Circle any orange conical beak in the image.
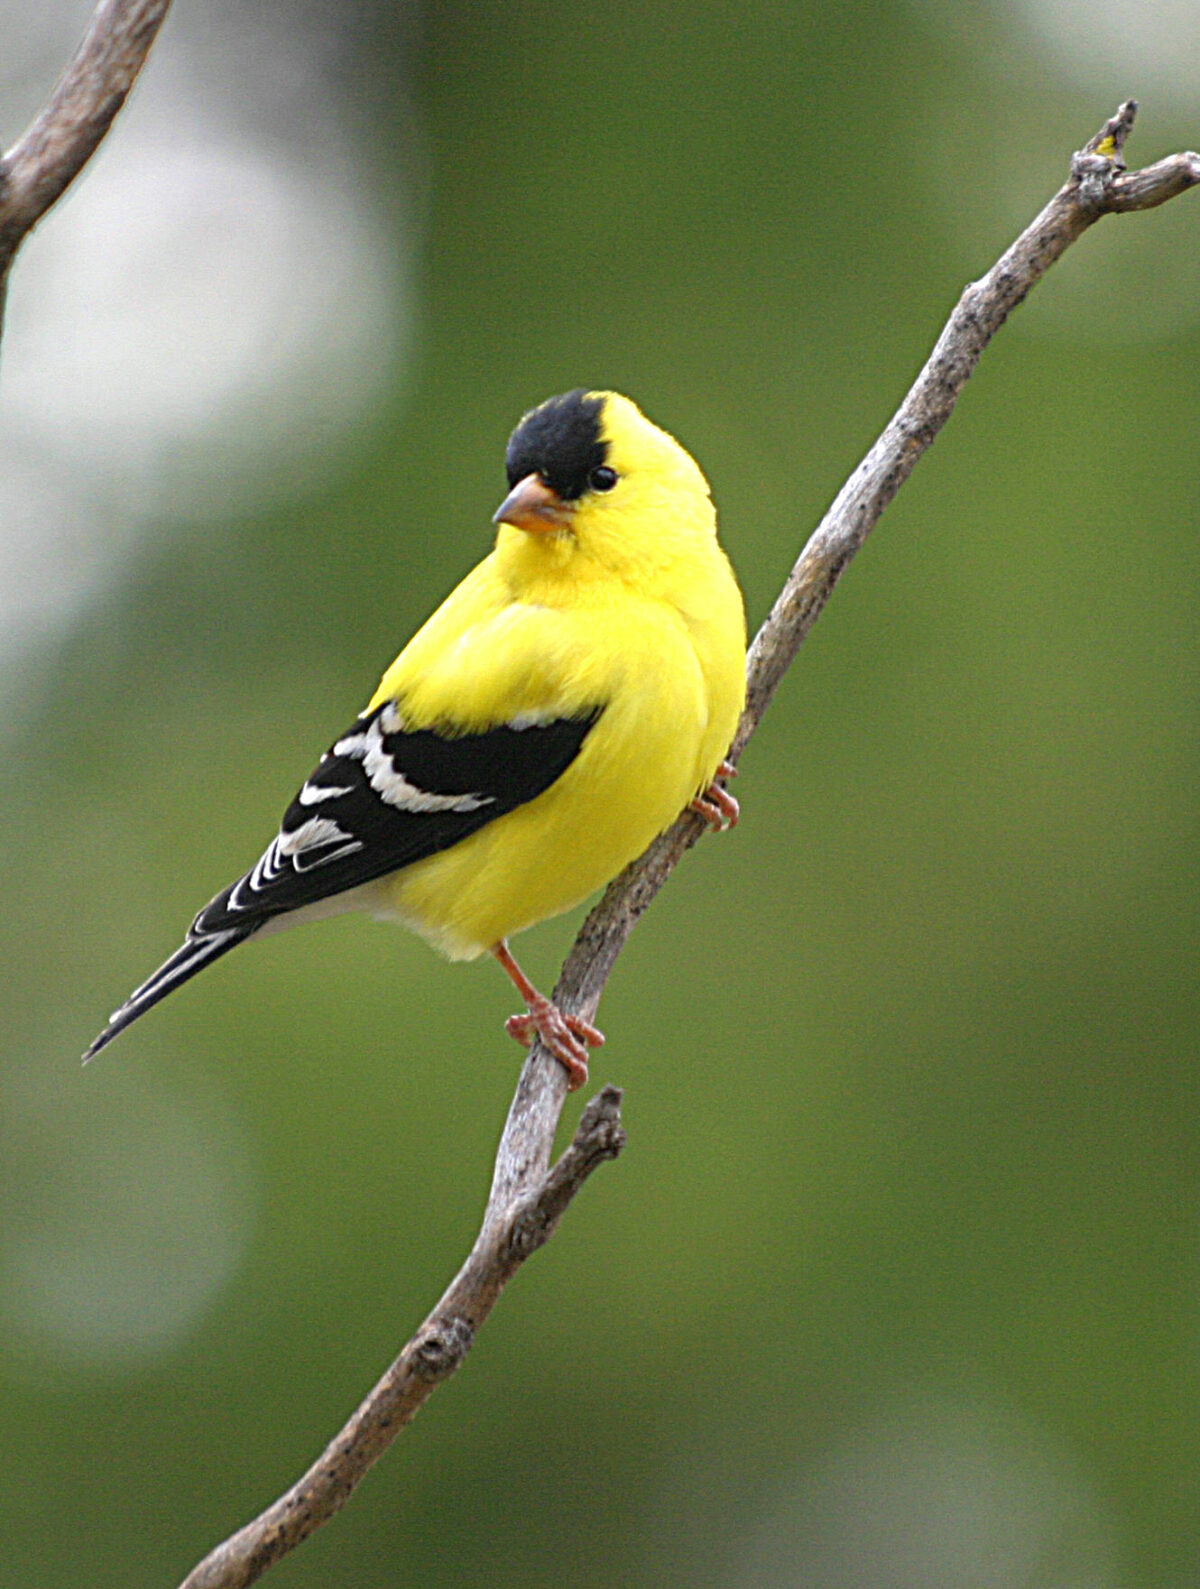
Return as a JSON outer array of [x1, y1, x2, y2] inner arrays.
[[492, 473, 574, 533]]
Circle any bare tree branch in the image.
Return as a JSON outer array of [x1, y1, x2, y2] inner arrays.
[[178, 1088, 626, 1589], [179, 102, 1199, 1588], [549, 100, 1200, 1029], [0, 0, 172, 339]]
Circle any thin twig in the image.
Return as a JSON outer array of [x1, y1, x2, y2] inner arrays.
[[178, 1088, 625, 1589], [552, 100, 1200, 1026], [179, 102, 1199, 1587], [0, 0, 172, 340]]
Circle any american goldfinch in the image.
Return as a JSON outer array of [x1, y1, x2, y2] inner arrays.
[[85, 391, 746, 1088]]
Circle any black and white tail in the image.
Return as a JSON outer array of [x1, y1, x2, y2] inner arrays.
[[82, 698, 602, 1062], [82, 925, 255, 1062]]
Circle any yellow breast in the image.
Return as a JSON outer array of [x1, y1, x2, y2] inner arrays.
[[360, 394, 747, 959]]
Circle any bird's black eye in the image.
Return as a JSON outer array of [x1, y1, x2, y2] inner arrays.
[[589, 465, 619, 492]]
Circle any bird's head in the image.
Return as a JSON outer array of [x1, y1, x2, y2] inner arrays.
[[492, 390, 716, 587]]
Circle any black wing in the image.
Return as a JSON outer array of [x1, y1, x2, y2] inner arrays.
[[194, 699, 603, 933], [82, 701, 601, 1061]]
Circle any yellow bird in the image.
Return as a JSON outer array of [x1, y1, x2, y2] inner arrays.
[[84, 391, 746, 1087]]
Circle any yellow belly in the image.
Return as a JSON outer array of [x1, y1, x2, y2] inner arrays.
[[349, 530, 746, 960], [373, 638, 715, 959]]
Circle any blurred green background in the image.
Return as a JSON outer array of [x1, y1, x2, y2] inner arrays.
[[2, 1, 1199, 1585]]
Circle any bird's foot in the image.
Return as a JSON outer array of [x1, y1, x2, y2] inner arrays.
[[690, 762, 740, 831], [505, 997, 605, 1091], [492, 939, 605, 1090]]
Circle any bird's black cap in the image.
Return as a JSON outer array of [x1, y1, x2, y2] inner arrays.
[[505, 390, 608, 501]]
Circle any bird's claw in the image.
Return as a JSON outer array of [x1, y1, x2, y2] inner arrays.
[[505, 997, 605, 1090], [690, 770, 740, 831]]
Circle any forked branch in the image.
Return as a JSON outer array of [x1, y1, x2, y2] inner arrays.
[[552, 100, 1200, 1023], [178, 1087, 626, 1589], [176, 101, 1200, 1588]]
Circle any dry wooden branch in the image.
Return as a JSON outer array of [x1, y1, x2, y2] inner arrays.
[[0, 0, 172, 336], [551, 99, 1200, 1029], [176, 102, 1198, 1587], [178, 1087, 626, 1589]]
